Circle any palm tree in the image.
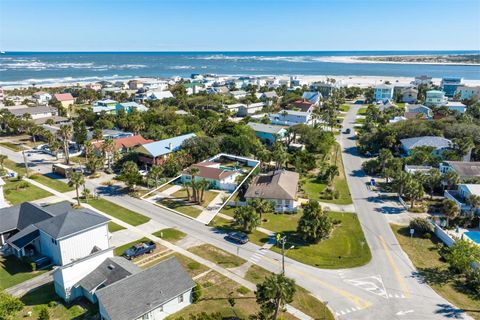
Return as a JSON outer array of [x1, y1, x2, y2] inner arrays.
[[197, 179, 209, 204], [442, 170, 459, 190], [186, 167, 200, 203], [102, 139, 115, 173], [148, 166, 164, 188], [234, 206, 260, 233], [325, 165, 339, 186], [442, 199, 460, 227], [58, 125, 73, 165], [68, 171, 85, 206], [84, 140, 94, 164], [404, 180, 424, 209], [256, 273, 296, 320], [393, 171, 411, 197], [272, 143, 288, 169], [249, 198, 274, 220], [425, 168, 441, 199], [182, 181, 192, 200]]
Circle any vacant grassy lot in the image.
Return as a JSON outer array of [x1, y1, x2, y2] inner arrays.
[[301, 143, 352, 205], [158, 198, 203, 218], [152, 228, 187, 243], [268, 212, 371, 268], [358, 107, 368, 115], [245, 264, 335, 320], [4, 178, 52, 205], [85, 198, 150, 226], [108, 222, 126, 233], [0, 256, 47, 289], [140, 253, 209, 278], [188, 244, 246, 268], [209, 216, 271, 246], [339, 104, 350, 112], [172, 188, 219, 205], [29, 173, 74, 193], [391, 225, 480, 320], [16, 283, 97, 319]]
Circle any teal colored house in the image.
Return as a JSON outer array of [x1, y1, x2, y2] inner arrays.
[[247, 122, 287, 145]]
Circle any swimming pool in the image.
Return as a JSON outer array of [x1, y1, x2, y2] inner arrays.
[[464, 231, 480, 245]]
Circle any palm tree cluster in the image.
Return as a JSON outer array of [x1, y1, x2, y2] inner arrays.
[[182, 167, 210, 204], [233, 199, 275, 233]]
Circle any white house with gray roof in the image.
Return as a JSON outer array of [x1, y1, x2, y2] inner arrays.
[[270, 110, 313, 126], [96, 257, 195, 320], [400, 136, 452, 155]]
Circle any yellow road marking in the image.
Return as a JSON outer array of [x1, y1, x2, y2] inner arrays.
[[379, 236, 410, 298]]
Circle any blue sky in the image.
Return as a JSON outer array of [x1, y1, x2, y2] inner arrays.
[[1, 0, 479, 51]]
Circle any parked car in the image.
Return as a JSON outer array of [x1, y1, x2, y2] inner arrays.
[[226, 232, 249, 244], [123, 241, 156, 260]]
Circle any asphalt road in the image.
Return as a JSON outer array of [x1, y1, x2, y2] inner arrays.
[[0, 110, 471, 319]]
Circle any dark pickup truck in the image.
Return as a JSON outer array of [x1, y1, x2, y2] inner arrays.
[[123, 241, 156, 260]]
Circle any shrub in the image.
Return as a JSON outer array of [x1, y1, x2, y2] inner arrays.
[[423, 233, 432, 239], [48, 301, 57, 308], [187, 262, 200, 270], [236, 286, 250, 295], [409, 218, 432, 234], [191, 282, 203, 303], [38, 305, 50, 320]]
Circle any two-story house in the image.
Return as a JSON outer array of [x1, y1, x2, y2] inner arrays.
[[374, 84, 394, 101]]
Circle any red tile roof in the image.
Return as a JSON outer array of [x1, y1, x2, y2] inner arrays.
[[292, 99, 313, 112], [54, 93, 74, 101], [93, 135, 154, 151], [184, 162, 238, 180]]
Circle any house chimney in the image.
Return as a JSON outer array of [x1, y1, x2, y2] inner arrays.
[[169, 142, 173, 150]]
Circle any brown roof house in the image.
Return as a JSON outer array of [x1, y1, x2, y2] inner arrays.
[[245, 170, 299, 212], [440, 161, 480, 179], [92, 135, 153, 155], [180, 161, 242, 192]]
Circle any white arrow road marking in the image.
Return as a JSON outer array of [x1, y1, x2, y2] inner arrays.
[[396, 310, 414, 316], [345, 275, 388, 299]]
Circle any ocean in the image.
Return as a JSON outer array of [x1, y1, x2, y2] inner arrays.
[[0, 51, 479, 87]]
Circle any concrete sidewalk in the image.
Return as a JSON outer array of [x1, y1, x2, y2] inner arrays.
[[5, 270, 54, 297]]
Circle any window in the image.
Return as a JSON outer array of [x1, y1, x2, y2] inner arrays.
[[51, 238, 57, 245], [178, 294, 184, 303]]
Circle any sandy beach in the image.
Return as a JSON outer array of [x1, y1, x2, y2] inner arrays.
[[319, 55, 480, 66]]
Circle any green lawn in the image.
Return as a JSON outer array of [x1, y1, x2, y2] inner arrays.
[[16, 283, 97, 319], [113, 237, 151, 256], [152, 228, 187, 243], [3, 158, 27, 173], [158, 199, 203, 218], [0, 256, 47, 289], [29, 173, 74, 193], [171, 188, 219, 206], [269, 212, 371, 269], [245, 264, 335, 320], [358, 107, 368, 115], [108, 222, 126, 233], [3, 178, 52, 205], [209, 216, 271, 247], [355, 117, 366, 124], [84, 198, 150, 226], [339, 105, 350, 112], [301, 177, 327, 200], [391, 225, 480, 320], [188, 244, 246, 268], [141, 253, 209, 277], [0, 141, 25, 151]]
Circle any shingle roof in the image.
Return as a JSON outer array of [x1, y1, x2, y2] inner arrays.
[[8, 106, 55, 117], [93, 135, 154, 152], [0, 202, 60, 233], [96, 257, 195, 320], [247, 122, 287, 135], [7, 225, 40, 249], [400, 136, 452, 151], [184, 162, 238, 180], [35, 208, 109, 240], [245, 170, 299, 200], [76, 257, 141, 292], [444, 161, 480, 177], [54, 93, 74, 101], [136, 133, 196, 158]]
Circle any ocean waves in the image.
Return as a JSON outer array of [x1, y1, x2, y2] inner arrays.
[[0, 58, 146, 71], [0, 74, 133, 87]]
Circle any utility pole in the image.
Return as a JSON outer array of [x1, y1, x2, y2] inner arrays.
[[276, 234, 287, 275], [22, 150, 29, 178]]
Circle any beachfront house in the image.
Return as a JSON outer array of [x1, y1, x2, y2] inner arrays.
[[441, 77, 464, 98], [411, 75, 433, 86], [96, 257, 195, 320], [247, 122, 287, 145], [245, 170, 299, 212], [237, 102, 265, 117], [128, 79, 144, 90], [115, 102, 148, 113], [456, 85, 480, 100], [33, 91, 52, 105], [440, 161, 480, 179], [270, 110, 313, 126], [425, 90, 447, 107], [445, 101, 467, 114], [404, 104, 433, 120], [444, 184, 480, 214], [374, 84, 394, 101], [401, 88, 418, 103], [400, 136, 452, 156], [93, 99, 118, 114], [136, 133, 196, 166], [53, 93, 75, 109]]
